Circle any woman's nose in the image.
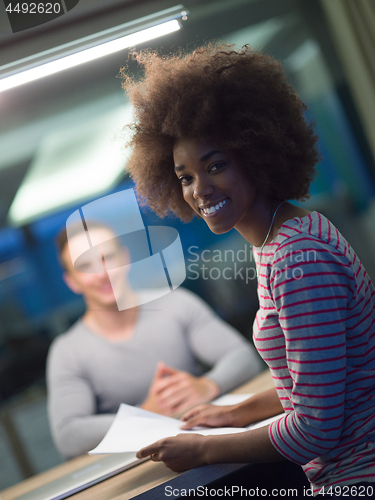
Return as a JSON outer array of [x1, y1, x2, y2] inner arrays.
[[193, 175, 214, 199]]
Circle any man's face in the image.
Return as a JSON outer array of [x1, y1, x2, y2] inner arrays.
[[62, 227, 129, 310]]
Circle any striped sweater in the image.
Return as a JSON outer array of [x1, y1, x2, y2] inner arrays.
[[253, 211, 375, 493]]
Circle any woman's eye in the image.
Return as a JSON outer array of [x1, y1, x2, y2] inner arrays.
[[179, 175, 192, 185], [209, 162, 225, 172]]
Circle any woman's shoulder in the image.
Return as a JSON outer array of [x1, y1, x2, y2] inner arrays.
[[274, 211, 350, 255]]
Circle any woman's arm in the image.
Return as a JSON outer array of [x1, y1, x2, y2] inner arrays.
[[137, 424, 285, 472], [263, 232, 352, 464], [181, 387, 283, 429]]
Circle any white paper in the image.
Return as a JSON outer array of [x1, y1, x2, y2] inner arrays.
[[211, 393, 253, 406], [89, 404, 248, 454], [89, 402, 284, 455], [247, 414, 284, 430]]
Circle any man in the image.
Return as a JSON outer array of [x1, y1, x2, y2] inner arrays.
[[47, 222, 262, 459]]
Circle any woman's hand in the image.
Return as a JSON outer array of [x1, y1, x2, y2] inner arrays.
[[137, 426, 285, 472], [181, 387, 284, 429], [180, 404, 238, 429], [136, 434, 208, 472]]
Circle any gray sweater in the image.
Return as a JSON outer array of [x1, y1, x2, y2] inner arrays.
[[47, 287, 262, 458]]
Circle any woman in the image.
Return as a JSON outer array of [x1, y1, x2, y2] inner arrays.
[[121, 45, 375, 495]]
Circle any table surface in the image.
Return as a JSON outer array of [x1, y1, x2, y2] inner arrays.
[[0, 370, 274, 500]]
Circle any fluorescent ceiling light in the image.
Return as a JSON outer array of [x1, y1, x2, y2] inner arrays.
[[8, 104, 134, 226], [0, 5, 187, 92], [0, 21, 180, 92]]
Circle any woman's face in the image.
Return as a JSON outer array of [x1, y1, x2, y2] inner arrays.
[[173, 138, 261, 235]]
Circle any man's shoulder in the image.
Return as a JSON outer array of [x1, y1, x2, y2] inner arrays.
[[47, 319, 92, 374], [49, 319, 87, 352], [150, 287, 203, 309]]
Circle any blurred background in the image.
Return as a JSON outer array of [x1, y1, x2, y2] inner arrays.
[[0, 0, 374, 489]]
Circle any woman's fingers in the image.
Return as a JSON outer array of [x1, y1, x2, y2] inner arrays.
[[181, 404, 207, 421], [181, 404, 236, 429], [180, 405, 213, 429], [137, 434, 207, 472], [136, 441, 160, 459]]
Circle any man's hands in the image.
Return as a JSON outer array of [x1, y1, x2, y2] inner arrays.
[[141, 362, 220, 417], [136, 433, 208, 472]]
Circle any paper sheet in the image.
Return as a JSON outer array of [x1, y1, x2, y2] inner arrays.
[[89, 400, 283, 454], [211, 393, 253, 406]]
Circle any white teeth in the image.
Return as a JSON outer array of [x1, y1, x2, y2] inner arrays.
[[202, 198, 228, 215]]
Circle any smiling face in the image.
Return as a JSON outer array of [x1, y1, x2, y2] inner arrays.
[[173, 138, 266, 237], [61, 227, 129, 311]]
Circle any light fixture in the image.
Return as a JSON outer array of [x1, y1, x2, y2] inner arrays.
[[8, 103, 134, 226], [0, 5, 188, 92]]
